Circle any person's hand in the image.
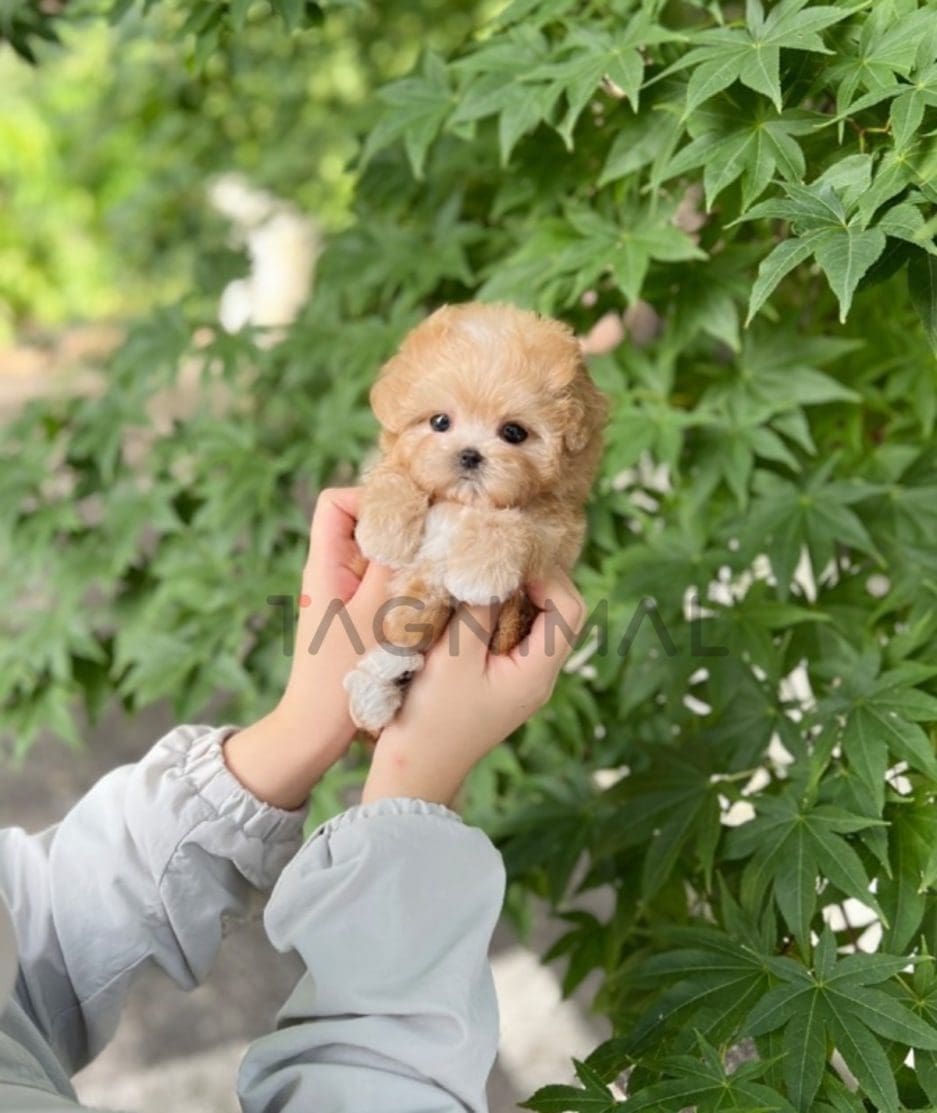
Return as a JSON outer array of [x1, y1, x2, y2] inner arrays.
[[225, 488, 392, 810], [362, 569, 586, 808]]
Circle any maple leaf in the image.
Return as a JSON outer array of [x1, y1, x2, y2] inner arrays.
[[725, 789, 886, 947], [818, 651, 937, 814], [739, 460, 882, 601], [662, 100, 816, 212], [667, 0, 853, 116], [746, 927, 937, 1112]]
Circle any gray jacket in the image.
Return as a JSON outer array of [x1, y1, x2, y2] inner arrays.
[[0, 725, 505, 1111]]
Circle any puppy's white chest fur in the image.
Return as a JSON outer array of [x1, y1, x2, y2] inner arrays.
[[417, 501, 523, 605], [417, 502, 467, 567]]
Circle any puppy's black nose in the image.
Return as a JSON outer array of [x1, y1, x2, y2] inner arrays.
[[458, 447, 483, 471]]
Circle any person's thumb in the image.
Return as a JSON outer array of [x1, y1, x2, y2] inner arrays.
[[346, 560, 396, 647]]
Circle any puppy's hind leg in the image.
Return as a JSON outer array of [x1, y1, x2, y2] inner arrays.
[[344, 573, 452, 735], [489, 590, 538, 656], [344, 644, 425, 736]]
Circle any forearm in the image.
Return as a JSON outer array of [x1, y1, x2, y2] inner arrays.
[[238, 798, 505, 1113], [223, 704, 349, 811], [0, 724, 305, 1074], [362, 728, 471, 806]]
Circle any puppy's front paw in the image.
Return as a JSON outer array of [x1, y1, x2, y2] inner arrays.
[[343, 644, 424, 733], [355, 512, 421, 568], [443, 553, 524, 605]]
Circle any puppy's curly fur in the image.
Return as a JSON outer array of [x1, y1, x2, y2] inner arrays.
[[344, 301, 607, 734]]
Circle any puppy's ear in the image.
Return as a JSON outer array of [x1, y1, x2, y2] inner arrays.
[[370, 355, 409, 434], [560, 355, 609, 455], [370, 306, 453, 433]]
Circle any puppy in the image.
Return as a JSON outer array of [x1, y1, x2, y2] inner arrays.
[[343, 301, 607, 734]]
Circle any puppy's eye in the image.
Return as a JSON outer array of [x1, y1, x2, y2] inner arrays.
[[429, 413, 451, 432], [499, 422, 528, 445]]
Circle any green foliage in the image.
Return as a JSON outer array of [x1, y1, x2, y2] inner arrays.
[[3, 0, 937, 1108], [0, 0, 63, 64], [0, 0, 478, 338]]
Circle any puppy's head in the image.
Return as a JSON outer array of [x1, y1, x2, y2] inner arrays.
[[370, 303, 607, 509]]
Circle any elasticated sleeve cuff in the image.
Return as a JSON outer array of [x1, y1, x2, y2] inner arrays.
[[3, 723, 309, 1071], [157, 723, 308, 890]]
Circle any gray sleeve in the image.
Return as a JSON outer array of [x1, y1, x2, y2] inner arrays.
[[0, 724, 306, 1076], [237, 798, 505, 1113]]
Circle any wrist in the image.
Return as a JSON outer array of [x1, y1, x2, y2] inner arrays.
[[361, 728, 464, 808], [224, 703, 351, 811]]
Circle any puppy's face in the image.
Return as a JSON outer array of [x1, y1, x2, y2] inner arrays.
[[370, 303, 606, 509]]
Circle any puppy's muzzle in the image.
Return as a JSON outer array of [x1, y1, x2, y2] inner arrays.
[[458, 447, 484, 472]]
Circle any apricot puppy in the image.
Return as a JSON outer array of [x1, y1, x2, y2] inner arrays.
[[343, 301, 607, 734]]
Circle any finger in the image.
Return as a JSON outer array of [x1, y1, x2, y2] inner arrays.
[[307, 487, 361, 561], [304, 488, 366, 601], [528, 567, 587, 637], [346, 559, 395, 647], [517, 568, 587, 669], [296, 560, 394, 666], [445, 599, 502, 665]]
